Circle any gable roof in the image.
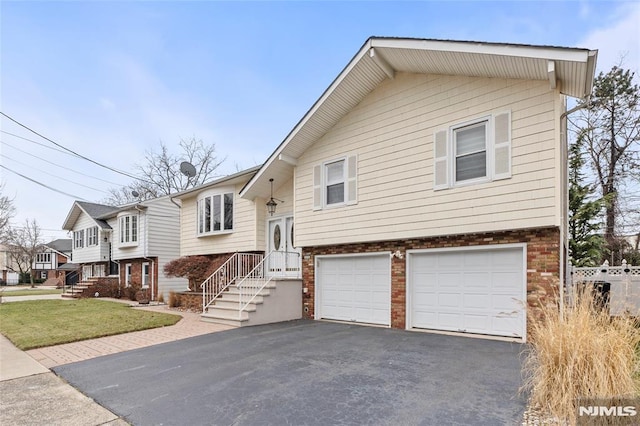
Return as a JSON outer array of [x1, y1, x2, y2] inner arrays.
[[239, 36, 598, 200], [62, 201, 119, 231], [45, 239, 72, 254]]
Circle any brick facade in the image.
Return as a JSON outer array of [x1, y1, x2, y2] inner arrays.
[[119, 258, 159, 300], [302, 227, 560, 332]]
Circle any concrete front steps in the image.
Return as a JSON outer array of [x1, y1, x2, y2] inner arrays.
[[200, 279, 302, 327], [61, 278, 98, 299]]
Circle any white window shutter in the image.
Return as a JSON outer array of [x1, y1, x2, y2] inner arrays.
[[346, 155, 358, 205], [433, 130, 449, 190], [493, 111, 511, 180], [313, 165, 322, 210]]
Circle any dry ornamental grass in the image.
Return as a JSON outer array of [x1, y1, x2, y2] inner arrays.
[[522, 288, 640, 425]]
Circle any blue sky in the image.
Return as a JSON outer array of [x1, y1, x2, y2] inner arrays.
[[1, 0, 639, 241]]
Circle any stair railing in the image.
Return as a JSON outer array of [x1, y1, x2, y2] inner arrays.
[[201, 252, 263, 312], [236, 250, 301, 315]]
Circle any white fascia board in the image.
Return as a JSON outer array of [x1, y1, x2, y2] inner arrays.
[[584, 50, 599, 98], [548, 60, 557, 89], [240, 39, 375, 199], [370, 38, 592, 63], [61, 202, 81, 231]]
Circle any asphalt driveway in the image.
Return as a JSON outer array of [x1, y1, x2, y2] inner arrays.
[[54, 320, 526, 425]]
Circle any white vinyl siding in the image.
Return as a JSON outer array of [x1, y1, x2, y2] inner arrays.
[[70, 214, 110, 264], [295, 73, 560, 247]]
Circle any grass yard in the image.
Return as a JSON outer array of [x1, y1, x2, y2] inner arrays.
[[1, 289, 62, 297], [0, 299, 181, 350]]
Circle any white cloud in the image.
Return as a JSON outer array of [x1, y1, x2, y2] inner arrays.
[[578, 2, 640, 73]]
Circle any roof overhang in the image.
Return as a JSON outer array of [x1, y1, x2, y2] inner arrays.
[[171, 166, 261, 200], [239, 36, 598, 200]]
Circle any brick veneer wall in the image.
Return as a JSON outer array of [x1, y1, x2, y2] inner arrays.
[[301, 227, 560, 331], [120, 258, 160, 300], [76, 277, 120, 298]]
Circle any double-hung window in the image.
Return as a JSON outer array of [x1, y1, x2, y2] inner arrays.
[[119, 214, 138, 245], [36, 253, 51, 263], [325, 160, 346, 205], [433, 111, 511, 190], [312, 155, 358, 210], [197, 192, 234, 235], [86, 226, 99, 246], [74, 230, 84, 248], [454, 120, 488, 183]]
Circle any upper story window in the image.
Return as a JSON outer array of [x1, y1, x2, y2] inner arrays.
[[36, 253, 51, 263], [433, 111, 511, 190], [119, 214, 138, 245], [312, 155, 358, 211], [74, 230, 84, 249], [197, 192, 234, 235], [86, 226, 99, 246], [325, 160, 346, 205], [454, 120, 488, 183]]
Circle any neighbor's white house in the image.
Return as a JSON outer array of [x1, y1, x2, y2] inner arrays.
[[62, 197, 187, 300]]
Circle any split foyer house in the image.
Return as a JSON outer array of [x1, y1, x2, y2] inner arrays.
[[62, 198, 187, 300], [183, 37, 598, 341]]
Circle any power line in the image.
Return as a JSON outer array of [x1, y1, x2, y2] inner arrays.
[[0, 130, 72, 156], [0, 111, 151, 183], [0, 164, 87, 200], [1, 140, 123, 186], [0, 153, 109, 194]]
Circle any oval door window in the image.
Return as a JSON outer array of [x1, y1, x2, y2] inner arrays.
[[273, 224, 281, 250], [290, 224, 294, 248]]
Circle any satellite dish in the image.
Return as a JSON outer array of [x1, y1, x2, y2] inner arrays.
[[131, 190, 140, 198], [180, 161, 197, 178]]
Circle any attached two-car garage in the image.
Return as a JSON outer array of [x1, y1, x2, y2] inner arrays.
[[314, 245, 526, 339]]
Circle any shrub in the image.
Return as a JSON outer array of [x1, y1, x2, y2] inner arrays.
[[126, 282, 142, 301], [164, 256, 216, 291], [522, 286, 640, 424], [157, 292, 165, 304], [168, 291, 181, 308]]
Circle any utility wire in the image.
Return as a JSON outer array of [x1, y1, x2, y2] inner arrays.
[[1, 130, 72, 156], [0, 111, 152, 183], [1, 140, 123, 186], [0, 153, 109, 193], [0, 164, 87, 200]]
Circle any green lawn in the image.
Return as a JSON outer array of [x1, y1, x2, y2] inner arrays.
[[1, 289, 62, 297], [0, 299, 181, 350]]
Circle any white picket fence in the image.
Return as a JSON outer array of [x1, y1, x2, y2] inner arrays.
[[569, 260, 640, 315]]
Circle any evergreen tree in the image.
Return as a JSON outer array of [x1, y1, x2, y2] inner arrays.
[[568, 135, 606, 266]]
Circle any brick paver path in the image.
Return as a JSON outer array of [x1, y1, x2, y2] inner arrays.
[[27, 304, 233, 368]]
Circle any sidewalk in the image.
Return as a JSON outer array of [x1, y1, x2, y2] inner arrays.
[[0, 298, 233, 425]]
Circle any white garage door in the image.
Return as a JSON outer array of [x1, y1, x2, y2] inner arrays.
[[409, 246, 525, 338], [316, 254, 390, 326]]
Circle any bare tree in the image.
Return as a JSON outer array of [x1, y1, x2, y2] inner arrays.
[[104, 137, 225, 204], [6, 218, 44, 287], [570, 66, 640, 263], [0, 182, 16, 242]]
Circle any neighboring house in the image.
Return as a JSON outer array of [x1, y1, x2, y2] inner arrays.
[[62, 198, 187, 300], [0, 244, 20, 285], [31, 238, 76, 285]]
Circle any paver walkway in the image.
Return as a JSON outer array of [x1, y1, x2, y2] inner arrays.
[[27, 304, 233, 368]]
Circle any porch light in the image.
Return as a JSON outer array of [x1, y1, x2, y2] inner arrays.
[[267, 178, 278, 216]]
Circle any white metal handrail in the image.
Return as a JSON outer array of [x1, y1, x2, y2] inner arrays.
[[236, 250, 301, 315], [201, 252, 263, 312]]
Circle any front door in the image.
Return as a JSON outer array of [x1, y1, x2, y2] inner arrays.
[[267, 216, 301, 277]]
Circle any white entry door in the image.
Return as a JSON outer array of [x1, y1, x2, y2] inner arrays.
[[267, 216, 301, 277], [408, 245, 526, 338]]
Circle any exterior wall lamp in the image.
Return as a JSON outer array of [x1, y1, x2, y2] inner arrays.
[[267, 178, 278, 216]]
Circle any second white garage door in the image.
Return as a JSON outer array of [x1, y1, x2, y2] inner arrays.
[[316, 254, 391, 326], [408, 245, 526, 339]]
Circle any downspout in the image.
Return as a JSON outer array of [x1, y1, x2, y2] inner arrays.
[[135, 204, 155, 301], [559, 99, 592, 316]]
